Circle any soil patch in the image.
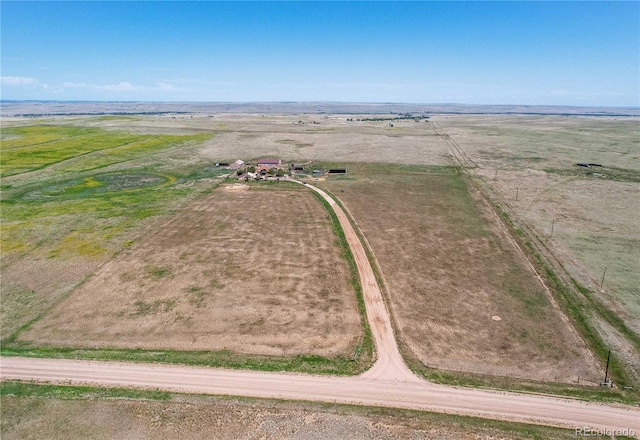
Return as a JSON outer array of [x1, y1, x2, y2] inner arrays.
[[19, 188, 361, 357], [323, 165, 601, 382]]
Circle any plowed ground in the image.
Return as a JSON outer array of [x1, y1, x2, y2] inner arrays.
[[322, 165, 601, 382], [19, 186, 362, 357]]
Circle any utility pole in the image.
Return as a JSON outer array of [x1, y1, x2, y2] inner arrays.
[[603, 350, 611, 387], [515, 187, 519, 201], [600, 266, 607, 290], [551, 217, 555, 237]]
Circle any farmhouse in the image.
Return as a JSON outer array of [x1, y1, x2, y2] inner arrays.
[[257, 158, 281, 168]]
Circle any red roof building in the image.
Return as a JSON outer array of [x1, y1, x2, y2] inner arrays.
[[257, 158, 281, 167]]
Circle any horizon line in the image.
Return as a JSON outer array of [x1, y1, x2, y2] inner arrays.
[[2, 100, 639, 110]]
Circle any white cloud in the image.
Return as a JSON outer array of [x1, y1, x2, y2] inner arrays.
[[98, 81, 136, 92], [63, 82, 88, 89], [1, 76, 40, 86], [157, 82, 175, 91]]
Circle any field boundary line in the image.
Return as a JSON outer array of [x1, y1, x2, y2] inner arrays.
[[435, 124, 639, 389]]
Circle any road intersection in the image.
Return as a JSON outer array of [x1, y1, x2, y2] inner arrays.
[[2, 181, 638, 434]]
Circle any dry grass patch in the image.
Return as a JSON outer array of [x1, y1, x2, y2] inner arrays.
[[82, 113, 451, 166], [1, 382, 582, 440], [432, 115, 640, 335], [18, 186, 361, 357], [322, 165, 601, 382], [428, 115, 639, 384]]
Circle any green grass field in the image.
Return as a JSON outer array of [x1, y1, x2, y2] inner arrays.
[[1, 125, 209, 177], [1, 123, 218, 338]]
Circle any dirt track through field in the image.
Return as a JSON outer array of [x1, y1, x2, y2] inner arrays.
[[1, 180, 638, 434], [297, 181, 416, 382]]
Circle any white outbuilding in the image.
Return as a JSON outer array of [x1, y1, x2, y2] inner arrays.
[[229, 159, 245, 170]]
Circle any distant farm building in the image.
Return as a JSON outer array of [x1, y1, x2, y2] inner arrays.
[[229, 159, 245, 170], [215, 162, 230, 167], [328, 168, 347, 174], [257, 158, 281, 168]]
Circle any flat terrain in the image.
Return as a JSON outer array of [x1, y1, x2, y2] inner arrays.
[[0, 385, 585, 440], [0, 123, 218, 339], [3, 112, 635, 382], [3, 357, 638, 433], [75, 113, 452, 166], [322, 164, 601, 382], [432, 115, 640, 334], [17, 185, 361, 357], [428, 115, 640, 382], [2, 107, 639, 437]]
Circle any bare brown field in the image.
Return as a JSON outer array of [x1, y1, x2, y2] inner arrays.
[[430, 115, 640, 341], [18, 186, 361, 357], [322, 165, 601, 382]]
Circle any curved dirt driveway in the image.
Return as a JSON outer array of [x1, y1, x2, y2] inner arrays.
[[1, 181, 638, 434], [298, 181, 416, 382]]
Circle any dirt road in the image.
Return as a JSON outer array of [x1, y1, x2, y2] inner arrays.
[[2, 181, 638, 434], [2, 357, 638, 433], [298, 182, 416, 382]]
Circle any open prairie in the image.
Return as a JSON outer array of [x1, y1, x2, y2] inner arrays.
[[322, 164, 601, 382], [2, 109, 637, 387], [17, 184, 361, 357], [428, 115, 639, 382], [0, 122, 219, 339], [432, 115, 639, 331], [79, 113, 452, 166]]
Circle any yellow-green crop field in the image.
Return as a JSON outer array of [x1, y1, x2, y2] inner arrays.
[[1, 121, 217, 337], [1, 125, 209, 176]]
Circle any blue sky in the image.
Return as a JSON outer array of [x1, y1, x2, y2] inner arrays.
[[1, 1, 638, 106]]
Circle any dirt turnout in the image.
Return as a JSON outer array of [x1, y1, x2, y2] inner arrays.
[[19, 186, 361, 357]]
